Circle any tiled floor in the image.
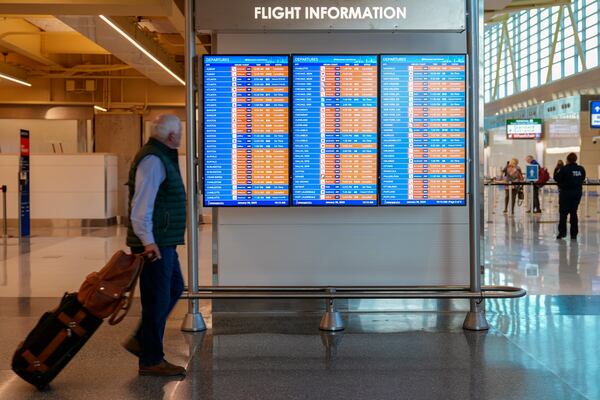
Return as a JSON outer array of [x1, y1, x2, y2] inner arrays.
[[0, 193, 599, 399]]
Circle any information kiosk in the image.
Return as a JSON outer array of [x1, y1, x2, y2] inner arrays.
[[181, 0, 521, 333]]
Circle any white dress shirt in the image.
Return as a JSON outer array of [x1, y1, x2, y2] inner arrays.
[[130, 155, 166, 246]]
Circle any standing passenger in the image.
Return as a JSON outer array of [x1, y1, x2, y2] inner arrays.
[[122, 114, 187, 377], [503, 158, 523, 214], [554, 153, 586, 240], [554, 159, 564, 176]]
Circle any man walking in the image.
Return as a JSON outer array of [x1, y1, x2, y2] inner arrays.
[[123, 114, 187, 377], [554, 152, 586, 240]]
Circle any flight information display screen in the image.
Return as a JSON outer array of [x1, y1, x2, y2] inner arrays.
[[292, 55, 378, 206], [203, 55, 290, 206], [380, 55, 466, 206]]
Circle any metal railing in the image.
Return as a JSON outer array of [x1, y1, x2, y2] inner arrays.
[[181, 285, 526, 331]]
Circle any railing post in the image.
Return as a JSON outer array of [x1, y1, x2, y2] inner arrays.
[[464, 0, 489, 331], [319, 288, 344, 332]]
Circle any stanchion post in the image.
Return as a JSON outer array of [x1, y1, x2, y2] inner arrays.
[[530, 182, 534, 216], [2, 185, 6, 238], [319, 288, 344, 332], [585, 185, 590, 217], [181, 0, 206, 333], [486, 184, 493, 223], [508, 184, 513, 215], [464, 0, 489, 331]]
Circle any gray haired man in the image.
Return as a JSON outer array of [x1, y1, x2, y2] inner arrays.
[[123, 114, 187, 377]]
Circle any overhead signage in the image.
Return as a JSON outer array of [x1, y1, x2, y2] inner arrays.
[[591, 101, 600, 129], [254, 6, 407, 20], [506, 119, 543, 140], [196, 0, 465, 32]]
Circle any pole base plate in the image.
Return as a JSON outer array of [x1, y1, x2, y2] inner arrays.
[[319, 311, 344, 332], [463, 310, 490, 331], [181, 312, 207, 333]]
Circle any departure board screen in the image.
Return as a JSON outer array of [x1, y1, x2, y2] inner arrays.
[[292, 55, 378, 206], [380, 55, 466, 206], [203, 55, 289, 206]]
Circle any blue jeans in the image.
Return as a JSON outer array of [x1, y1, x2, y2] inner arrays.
[[131, 246, 184, 366]]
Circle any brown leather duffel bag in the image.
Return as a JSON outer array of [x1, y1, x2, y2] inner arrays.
[[77, 251, 144, 325]]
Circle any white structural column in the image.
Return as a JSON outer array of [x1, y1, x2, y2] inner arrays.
[[181, 0, 206, 332]]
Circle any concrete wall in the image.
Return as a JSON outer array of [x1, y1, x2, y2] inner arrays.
[[94, 114, 142, 217]]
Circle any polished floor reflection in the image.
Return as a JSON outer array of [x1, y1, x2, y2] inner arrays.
[[1, 299, 598, 400], [484, 185, 600, 295], [0, 196, 599, 399]]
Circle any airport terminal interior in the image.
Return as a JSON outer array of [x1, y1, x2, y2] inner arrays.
[[0, 0, 600, 399]]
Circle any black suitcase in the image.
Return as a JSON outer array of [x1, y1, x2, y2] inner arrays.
[[11, 292, 103, 390]]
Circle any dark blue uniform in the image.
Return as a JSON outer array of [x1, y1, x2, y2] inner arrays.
[[554, 163, 586, 238]]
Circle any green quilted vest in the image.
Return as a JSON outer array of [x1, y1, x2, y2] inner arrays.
[[126, 138, 186, 247]]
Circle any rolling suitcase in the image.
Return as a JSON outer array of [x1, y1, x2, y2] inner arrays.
[[11, 293, 103, 390], [11, 251, 145, 390]]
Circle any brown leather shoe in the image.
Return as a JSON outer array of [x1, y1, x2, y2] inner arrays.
[[139, 360, 186, 377], [122, 336, 141, 358]]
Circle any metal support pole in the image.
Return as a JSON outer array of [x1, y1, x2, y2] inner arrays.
[[181, 0, 206, 333], [508, 184, 513, 215], [2, 185, 7, 237], [585, 185, 590, 218], [464, 0, 489, 332], [530, 183, 534, 216], [319, 288, 344, 331]]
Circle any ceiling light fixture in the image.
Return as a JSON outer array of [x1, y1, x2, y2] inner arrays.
[[94, 105, 108, 112], [0, 71, 31, 87], [98, 15, 185, 86]]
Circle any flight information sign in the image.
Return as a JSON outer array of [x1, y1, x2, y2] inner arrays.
[[292, 55, 378, 206], [380, 55, 466, 206], [203, 55, 290, 206]]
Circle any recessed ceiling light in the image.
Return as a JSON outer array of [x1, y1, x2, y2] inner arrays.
[[99, 15, 185, 86], [0, 72, 31, 87]]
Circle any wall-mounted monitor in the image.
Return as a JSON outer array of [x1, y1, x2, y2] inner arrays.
[[379, 55, 466, 206], [506, 118, 543, 140], [203, 55, 290, 206], [291, 55, 378, 206], [590, 100, 600, 129]]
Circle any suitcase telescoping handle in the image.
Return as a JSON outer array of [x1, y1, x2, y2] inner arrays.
[[107, 252, 151, 326]]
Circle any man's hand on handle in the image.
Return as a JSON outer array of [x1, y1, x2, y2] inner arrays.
[[143, 243, 161, 262]]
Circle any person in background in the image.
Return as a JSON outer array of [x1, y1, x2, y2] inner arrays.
[[123, 114, 187, 377], [554, 152, 586, 240], [554, 159, 565, 176], [525, 155, 542, 213], [503, 158, 523, 214]]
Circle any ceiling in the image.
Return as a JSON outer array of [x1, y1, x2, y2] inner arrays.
[[0, 0, 570, 89]]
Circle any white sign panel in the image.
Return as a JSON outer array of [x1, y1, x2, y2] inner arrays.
[[196, 0, 466, 32]]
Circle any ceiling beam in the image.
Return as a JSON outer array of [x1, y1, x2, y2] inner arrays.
[[58, 15, 184, 86], [0, 0, 173, 16], [0, 17, 60, 65]]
